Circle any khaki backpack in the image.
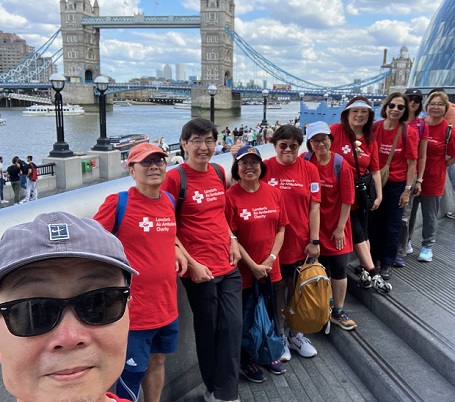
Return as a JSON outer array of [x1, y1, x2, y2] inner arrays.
[[285, 260, 332, 334]]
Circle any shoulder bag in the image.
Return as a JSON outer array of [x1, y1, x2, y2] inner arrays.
[[351, 139, 376, 210]]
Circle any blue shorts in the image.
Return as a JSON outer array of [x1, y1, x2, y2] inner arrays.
[[124, 319, 179, 372]]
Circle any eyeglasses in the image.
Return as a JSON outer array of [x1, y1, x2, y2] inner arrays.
[[310, 137, 330, 145], [428, 102, 445, 108], [138, 157, 166, 167], [277, 143, 299, 151], [186, 137, 215, 147], [0, 287, 130, 337], [238, 159, 260, 167], [408, 96, 422, 104], [388, 103, 406, 111]]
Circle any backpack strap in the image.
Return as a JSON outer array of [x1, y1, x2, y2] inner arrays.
[[302, 152, 313, 161], [163, 190, 176, 209], [211, 162, 226, 187], [113, 191, 128, 236]]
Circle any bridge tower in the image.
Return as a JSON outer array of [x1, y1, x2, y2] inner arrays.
[[59, 0, 101, 83], [193, 0, 240, 117]]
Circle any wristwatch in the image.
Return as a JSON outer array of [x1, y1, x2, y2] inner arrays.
[[405, 185, 413, 191], [416, 179, 423, 184], [269, 253, 277, 261], [230, 235, 238, 241], [310, 239, 320, 245]]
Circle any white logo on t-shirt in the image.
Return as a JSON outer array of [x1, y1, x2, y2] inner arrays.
[[268, 178, 278, 187], [192, 191, 204, 204], [139, 217, 154, 232], [240, 209, 252, 220], [310, 182, 320, 193], [341, 145, 351, 154]]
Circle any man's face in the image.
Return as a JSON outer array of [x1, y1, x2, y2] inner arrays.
[[129, 152, 167, 191], [0, 258, 129, 402]]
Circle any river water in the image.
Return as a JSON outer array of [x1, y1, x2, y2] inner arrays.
[[0, 102, 301, 164]]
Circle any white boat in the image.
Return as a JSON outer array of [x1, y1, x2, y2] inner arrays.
[[174, 100, 191, 110], [0, 115, 5, 126], [267, 102, 282, 109], [22, 104, 85, 116], [113, 100, 132, 107]]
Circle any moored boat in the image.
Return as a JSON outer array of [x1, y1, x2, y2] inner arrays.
[[113, 100, 132, 107], [267, 102, 282, 109], [174, 100, 191, 109], [109, 134, 150, 151], [22, 104, 85, 116]]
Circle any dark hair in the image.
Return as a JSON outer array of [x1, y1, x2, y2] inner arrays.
[[231, 157, 267, 182], [271, 124, 303, 146], [27, 155, 33, 161], [340, 96, 375, 145], [12, 156, 18, 164], [380, 92, 409, 122], [180, 118, 218, 142], [306, 134, 334, 152], [429, 87, 445, 95]]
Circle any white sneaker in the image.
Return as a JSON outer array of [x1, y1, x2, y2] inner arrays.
[[204, 389, 214, 402], [0, 200, 8, 204], [288, 332, 317, 358], [280, 334, 291, 362], [19, 199, 28, 204]]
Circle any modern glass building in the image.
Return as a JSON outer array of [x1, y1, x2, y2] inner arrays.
[[408, 0, 455, 89]]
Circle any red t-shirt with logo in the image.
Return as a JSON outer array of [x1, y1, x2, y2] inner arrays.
[[421, 119, 455, 196], [262, 157, 321, 265], [162, 163, 234, 278], [305, 153, 354, 256], [330, 123, 380, 178], [94, 187, 178, 330], [226, 182, 289, 288], [373, 121, 419, 182]]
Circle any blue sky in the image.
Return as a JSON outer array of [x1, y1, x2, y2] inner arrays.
[[0, 0, 445, 87]]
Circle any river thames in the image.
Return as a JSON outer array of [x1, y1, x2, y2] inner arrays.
[[0, 102, 301, 164]]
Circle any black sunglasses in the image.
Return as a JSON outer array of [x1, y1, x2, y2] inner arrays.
[[139, 157, 166, 167], [278, 143, 299, 150], [408, 96, 422, 104], [0, 287, 130, 337], [388, 103, 406, 111]]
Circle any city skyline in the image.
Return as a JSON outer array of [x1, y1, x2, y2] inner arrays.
[[0, 0, 445, 86]]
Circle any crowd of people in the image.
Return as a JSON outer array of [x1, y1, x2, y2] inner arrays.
[[0, 87, 454, 402]]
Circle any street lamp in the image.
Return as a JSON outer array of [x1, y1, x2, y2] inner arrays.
[[261, 89, 269, 128], [49, 73, 73, 157], [299, 91, 305, 102], [92, 75, 112, 151], [208, 84, 217, 123]]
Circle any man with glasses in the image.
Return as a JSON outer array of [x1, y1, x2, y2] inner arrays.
[[0, 211, 137, 402], [94, 143, 187, 402]]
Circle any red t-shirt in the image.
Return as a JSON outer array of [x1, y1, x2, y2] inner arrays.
[[106, 392, 131, 401], [226, 182, 289, 288], [409, 117, 430, 141], [421, 119, 455, 196], [330, 123, 380, 178], [94, 187, 178, 330], [162, 163, 234, 277], [262, 157, 321, 265], [305, 153, 354, 256], [374, 121, 419, 182]]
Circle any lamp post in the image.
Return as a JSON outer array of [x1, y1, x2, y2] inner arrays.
[[208, 84, 217, 123], [299, 91, 305, 102], [261, 89, 269, 128], [92, 76, 112, 151], [49, 73, 73, 157]]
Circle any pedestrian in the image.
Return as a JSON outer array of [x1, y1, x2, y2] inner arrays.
[[0, 211, 137, 402], [0, 156, 8, 204], [6, 156, 21, 204], [20, 155, 38, 203], [94, 143, 187, 402]]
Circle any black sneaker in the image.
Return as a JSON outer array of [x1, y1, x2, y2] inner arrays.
[[263, 360, 286, 375], [371, 274, 392, 294], [379, 265, 392, 280], [240, 360, 266, 383]]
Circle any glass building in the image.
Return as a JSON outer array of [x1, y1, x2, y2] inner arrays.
[[408, 0, 455, 88]]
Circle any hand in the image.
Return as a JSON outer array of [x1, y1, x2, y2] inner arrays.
[[230, 144, 242, 158], [304, 243, 320, 259], [260, 255, 275, 267], [175, 246, 188, 277], [414, 182, 422, 196], [251, 263, 272, 280], [371, 196, 382, 211], [229, 239, 241, 266], [189, 261, 214, 283], [399, 191, 410, 208], [330, 227, 345, 250]]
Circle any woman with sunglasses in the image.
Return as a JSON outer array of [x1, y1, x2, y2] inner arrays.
[[393, 89, 429, 267], [304, 121, 357, 330], [330, 96, 390, 293], [226, 145, 288, 382], [408, 91, 455, 262], [261, 124, 320, 361], [369, 92, 419, 281]]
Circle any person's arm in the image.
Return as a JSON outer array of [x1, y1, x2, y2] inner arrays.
[[414, 139, 428, 196], [446, 157, 455, 167], [260, 226, 285, 267], [238, 243, 270, 280], [399, 159, 416, 208], [371, 170, 383, 210], [304, 200, 320, 259], [331, 203, 351, 250], [228, 229, 241, 266], [174, 243, 188, 277], [175, 237, 214, 283]]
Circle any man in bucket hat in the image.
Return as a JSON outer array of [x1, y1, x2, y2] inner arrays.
[[0, 211, 137, 402]]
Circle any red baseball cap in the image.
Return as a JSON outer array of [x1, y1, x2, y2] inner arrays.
[[127, 143, 168, 165]]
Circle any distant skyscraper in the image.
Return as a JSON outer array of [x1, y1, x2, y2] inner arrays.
[[176, 64, 185, 81], [156, 68, 164, 78], [163, 64, 172, 80], [0, 31, 34, 73], [409, 0, 455, 87]]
